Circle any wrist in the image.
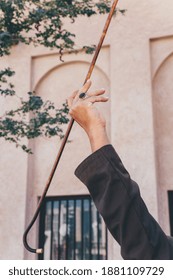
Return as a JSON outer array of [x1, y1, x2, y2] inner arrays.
[[87, 126, 110, 152]]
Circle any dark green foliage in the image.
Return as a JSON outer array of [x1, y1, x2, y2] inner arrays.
[[0, 68, 15, 96], [0, 92, 69, 153], [0, 1, 125, 153], [0, 0, 113, 57], [82, 45, 96, 54]]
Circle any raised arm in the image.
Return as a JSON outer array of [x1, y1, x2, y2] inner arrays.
[[68, 80, 173, 260]]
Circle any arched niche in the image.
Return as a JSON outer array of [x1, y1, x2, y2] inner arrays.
[[152, 53, 173, 233], [150, 36, 173, 79], [24, 55, 111, 260], [28, 60, 110, 197]]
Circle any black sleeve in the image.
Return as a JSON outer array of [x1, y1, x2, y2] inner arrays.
[[75, 144, 173, 260]]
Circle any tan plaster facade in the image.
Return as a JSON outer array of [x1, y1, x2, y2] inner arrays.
[[0, 0, 173, 259]]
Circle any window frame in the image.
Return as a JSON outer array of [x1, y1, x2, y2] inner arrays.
[[38, 195, 108, 260]]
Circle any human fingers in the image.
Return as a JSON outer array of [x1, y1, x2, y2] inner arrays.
[[79, 79, 92, 95], [67, 90, 78, 108], [68, 79, 92, 107], [75, 79, 92, 100], [87, 88, 106, 97], [85, 95, 109, 105]]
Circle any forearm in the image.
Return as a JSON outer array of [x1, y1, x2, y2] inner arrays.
[[75, 145, 172, 260], [69, 81, 173, 259], [87, 126, 110, 152]]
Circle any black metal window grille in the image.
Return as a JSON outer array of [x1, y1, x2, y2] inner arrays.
[[39, 195, 107, 260], [168, 191, 173, 236]]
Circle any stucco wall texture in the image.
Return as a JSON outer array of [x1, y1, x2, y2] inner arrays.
[[0, 0, 173, 259]]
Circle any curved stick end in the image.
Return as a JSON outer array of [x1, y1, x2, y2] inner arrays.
[[36, 248, 43, 254]]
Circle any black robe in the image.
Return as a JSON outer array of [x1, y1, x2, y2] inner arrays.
[[75, 144, 173, 259]]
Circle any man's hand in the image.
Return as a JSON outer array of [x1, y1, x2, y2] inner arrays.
[[68, 80, 110, 152]]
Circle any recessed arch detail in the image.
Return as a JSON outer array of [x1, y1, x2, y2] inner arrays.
[[153, 52, 173, 82], [152, 51, 173, 234], [34, 60, 110, 92]]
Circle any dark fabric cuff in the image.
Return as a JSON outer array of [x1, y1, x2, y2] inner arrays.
[[75, 144, 122, 185]]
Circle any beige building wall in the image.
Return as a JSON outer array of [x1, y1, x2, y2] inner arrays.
[[0, 0, 173, 259]]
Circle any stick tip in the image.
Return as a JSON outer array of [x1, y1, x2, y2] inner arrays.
[[36, 248, 43, 254]]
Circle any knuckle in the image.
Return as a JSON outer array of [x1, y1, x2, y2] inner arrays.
[[73, 90, 78, 95], [69, 108, 74, 116]]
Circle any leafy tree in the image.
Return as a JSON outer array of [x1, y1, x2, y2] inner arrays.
[[0, 0, 125, 153]]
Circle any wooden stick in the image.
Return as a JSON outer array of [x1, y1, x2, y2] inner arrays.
[[23, 0, 119, 254]]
